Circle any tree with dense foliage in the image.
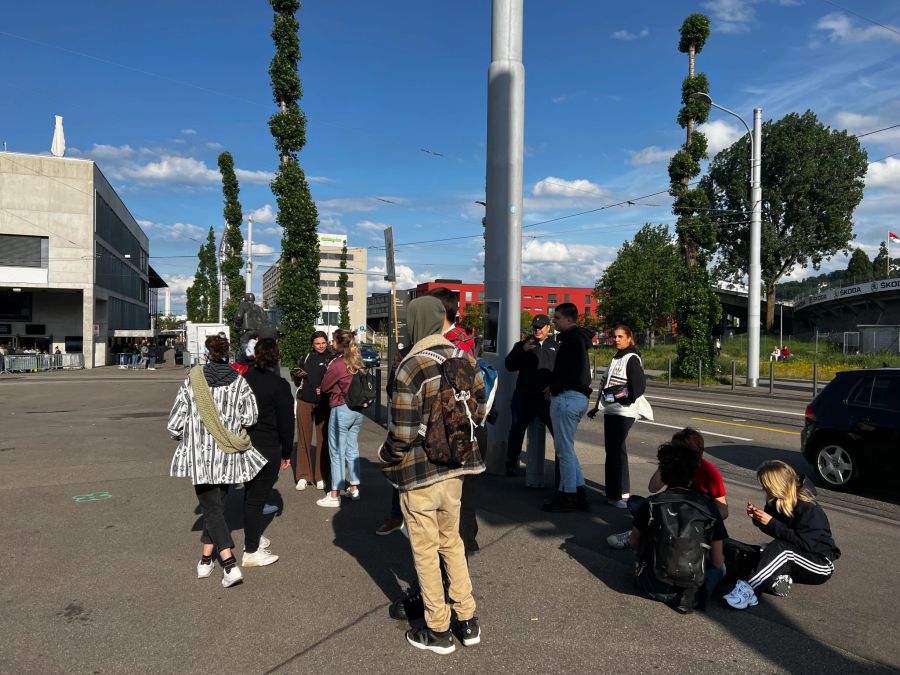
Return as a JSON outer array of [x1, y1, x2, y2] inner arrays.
[[872, 241, 896, 279], [269, 0, 320, 366], [217, 151, 246, 344], [596, 224, 681, 347], [669, 13, 719, 377], [338, 243, 350, 329], [845, 248, 874, 284], [185, 226, 219, 323], [702, 110, 868, 329]]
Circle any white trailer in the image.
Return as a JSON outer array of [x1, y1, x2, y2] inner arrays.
[[185, 322, 230, 364]]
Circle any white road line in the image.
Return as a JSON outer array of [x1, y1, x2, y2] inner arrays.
[[646, 395, 806, 417], [637, 419, 753, 442]]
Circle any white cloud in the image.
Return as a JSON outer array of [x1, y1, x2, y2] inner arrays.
[[180, 129, 197, 135], [205, 142, 224, 150], [866, 157, 900, 188], [250, 204, 276, 224], [816, 12, 900, 44], [628, 146, 676, 165], [235, 168, 276, 185], [703, 0, 754, 33], [611, 28, 649, 41], [698, 119, 745, 155], [532, 176, 608, 199], [551, 91, 586, 104], [139, 219, 207, 242], [163, 273, 194, 295], [242, 241, 276, 256], [117, 155, 218, 184], [319, 216, 346, 232], [260, 226, 282, 237], [317, 196, 407, 216], [355, 220, 389, 233], [834, 110, 900, 144], [308, 176, 333, 184], [367, 264, 434, 294], [522, 239, 618, 288]]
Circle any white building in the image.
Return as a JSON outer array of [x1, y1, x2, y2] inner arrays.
[[0, 151, 164, 366]]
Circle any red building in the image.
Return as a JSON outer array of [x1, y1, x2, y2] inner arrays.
[[415, 280, 596, 320]]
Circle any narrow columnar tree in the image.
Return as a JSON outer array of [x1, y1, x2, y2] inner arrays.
[[217, 151, 246, 343], [338, 243, 350, 329], [669, 13, 720, 378], [185, 226, 219, 322], [269, 0, 320, 366], [872, 241, 890, 279]]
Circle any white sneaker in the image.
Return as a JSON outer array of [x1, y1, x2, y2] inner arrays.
[[724, 580, 758, 609], [242, 548, 279, 567], [315, 480, 325, 490], [262, 504, 279, 515], [196, 560, 214, 578], [243, 535, 270, 552], [222, 565, 243, 588], [606, 530, 632, 549], [316, 494, 341, 508], [295, 479, 308, 491], [607, 499, 628, 509]]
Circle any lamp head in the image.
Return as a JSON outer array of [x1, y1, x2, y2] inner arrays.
[[689, 92, 713, 105]]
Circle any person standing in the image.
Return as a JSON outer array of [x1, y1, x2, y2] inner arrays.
[[542, 303, 594, 513], [241, 338, 294, 567], [317, 329, 365, 508], [504, 314, 557, 482], [379, 296, 486, 654], [588, 325, 649, 508], [294, 331, 333, 491], [168, 335, 266, 588]]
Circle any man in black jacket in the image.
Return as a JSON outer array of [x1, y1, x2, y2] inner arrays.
[[543, 303, 594, 513], [504, 314, 557, 482]]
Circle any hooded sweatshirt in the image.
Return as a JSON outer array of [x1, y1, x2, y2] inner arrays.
[[549, 325, 594, 397]]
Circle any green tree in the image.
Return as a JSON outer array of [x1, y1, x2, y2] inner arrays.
[[338, 243, 350, 329], [520, 310, 534, 335], [269, 0, 320, 367], [596, 224, 681, 348], [702, 110, 868, 329], [217, 151, 246, 344], [846, 248, 874, 284], [185, 226, 219, 322], [668, 13, 719, 377], [872, 241, 891, 279], [462, 303, 485, 336]]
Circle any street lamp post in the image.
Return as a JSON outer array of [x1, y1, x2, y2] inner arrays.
[[691, 93, 762, 387]]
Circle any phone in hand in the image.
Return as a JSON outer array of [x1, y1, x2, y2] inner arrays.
[[295, 368, 308, 378]]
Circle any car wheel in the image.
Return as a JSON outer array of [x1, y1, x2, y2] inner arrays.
[[813, 441, 859, 490]]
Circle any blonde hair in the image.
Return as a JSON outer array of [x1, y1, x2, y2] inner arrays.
[[333, 329, 363, 374], [756, 460, 813, 518]]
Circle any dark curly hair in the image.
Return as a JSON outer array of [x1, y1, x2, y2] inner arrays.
[[254, 338, 280, 370], [205, 335, 230, 363], [657, 440, 701, 488]]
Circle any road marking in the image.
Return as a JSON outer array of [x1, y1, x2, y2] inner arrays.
[[689, 417, 801, 436], [72, 492, 112, 502], [647, 395, 806, 417], [637, 420, 752, 442]]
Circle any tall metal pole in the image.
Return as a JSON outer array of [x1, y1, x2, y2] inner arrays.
[[245, 214, 254, 298], [483, 0, 524, 474], [747, 108, 763, 387]]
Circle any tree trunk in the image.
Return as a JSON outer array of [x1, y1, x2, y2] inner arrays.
[[766, 284, 776, 331], [688, 45, 695, 77], [280, 100, 289, 165]]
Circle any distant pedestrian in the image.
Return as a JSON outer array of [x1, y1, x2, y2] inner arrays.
[[317, 329, 365, 507], [294, 331, 333, 492], [714, 337, 722, 357], [168, 335, 265, 588], [504, 314, 557, 482], [588, 325, 652, 509]]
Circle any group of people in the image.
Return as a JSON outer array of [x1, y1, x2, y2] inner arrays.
[[168, 291, 840, 655], [770, 344, 792, 361], [118, 338, 156, 369]]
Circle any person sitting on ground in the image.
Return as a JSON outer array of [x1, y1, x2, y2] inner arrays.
[[780, 345, 791, 360], [629, 440, 726, 613], [770, 346, 781, 362], [723, 460, 840, 610]]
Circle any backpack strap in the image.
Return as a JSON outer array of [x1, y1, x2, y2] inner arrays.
[[417, 348, 476, 442]]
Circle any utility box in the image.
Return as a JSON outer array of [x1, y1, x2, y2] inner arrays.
[[185, 322, 230, 362]]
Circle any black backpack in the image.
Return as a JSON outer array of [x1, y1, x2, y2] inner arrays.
[[346, 368, 376, 411], [647, 488, 718, 589]]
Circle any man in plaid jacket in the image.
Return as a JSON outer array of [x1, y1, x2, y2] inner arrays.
[[379, 295, 486, 654]]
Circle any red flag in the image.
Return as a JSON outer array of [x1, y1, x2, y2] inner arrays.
[[890, 231, 900, 244]]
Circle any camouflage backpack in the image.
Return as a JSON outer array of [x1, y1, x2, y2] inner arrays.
[[418, 348, 480, 467]]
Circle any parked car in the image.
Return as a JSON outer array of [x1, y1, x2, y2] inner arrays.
[[801, 368, 900, 491], [360, 344, 381, 369]]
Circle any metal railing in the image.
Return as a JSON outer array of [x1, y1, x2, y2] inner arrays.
[[1, 353, 85, 372]]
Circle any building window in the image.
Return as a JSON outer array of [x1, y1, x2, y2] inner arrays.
[[547, 306, 555, 316], [548, 294, 557, 304], [96, 243, 145, 303], [0, 234, 48, 268], [465, 291, 472, 302], [321, 252, 355, 261], [96, 194, 146, 272], [523, 295, 531, 299], [585, 295, 592, 305], [564, 293, 570, 303], [535, 295, 543, 300], [319, 279, 354, 288], [478, 292, 485, 301]]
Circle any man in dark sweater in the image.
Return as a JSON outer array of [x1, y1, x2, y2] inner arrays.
[[543, 303, 594, 513], [504, 314, 557, 481]]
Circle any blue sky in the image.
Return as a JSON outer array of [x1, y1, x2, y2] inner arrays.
[[2, 1, 899, 312]]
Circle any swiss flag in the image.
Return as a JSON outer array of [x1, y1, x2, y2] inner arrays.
[[891, 231, 900, 244]]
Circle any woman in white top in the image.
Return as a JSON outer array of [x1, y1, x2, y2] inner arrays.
[[168, 335, 266, 588], [588, 325, 651, 509]]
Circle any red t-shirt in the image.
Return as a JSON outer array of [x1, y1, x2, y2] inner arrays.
[[445, 325, 475, 355], [692, 458, 726, 499]]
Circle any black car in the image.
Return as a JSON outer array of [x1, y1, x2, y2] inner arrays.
[[801, 368, 900, 491], [360, 345, 381, 369]]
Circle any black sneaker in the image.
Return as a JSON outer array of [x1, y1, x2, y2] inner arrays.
[[405, 627, 455, 655], [389, 587, 424, 622], [576, 486, 589, 511], [452, 616, 481, 646], [541, 491, 578, 513]]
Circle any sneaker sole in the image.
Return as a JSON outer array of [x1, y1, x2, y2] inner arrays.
[[222, 576, 243, 588], [317, 501, 340, 508], [725, 594, 758, 609], [242, 556, 279, 567], [461, 633, 481, 646], [406, 634, 455, 655]]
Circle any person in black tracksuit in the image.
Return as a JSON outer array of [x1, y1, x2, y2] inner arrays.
[[241, 339, 295, 564], [724, 460, 840, 609], [504, 314, 557, 478]]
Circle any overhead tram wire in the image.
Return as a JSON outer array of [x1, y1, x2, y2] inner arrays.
[[820, 0, 900, 40]]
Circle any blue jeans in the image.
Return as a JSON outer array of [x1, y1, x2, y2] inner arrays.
[[328, 404, 363, 492], [549, 391, 588, 493]]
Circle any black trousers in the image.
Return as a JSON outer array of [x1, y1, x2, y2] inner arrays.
[[195, 484, 234, 553], [506, 389, 553, 467], [243, 448, 280, 553], [603, 414, 635, 500], [747, 539, 834, 591]]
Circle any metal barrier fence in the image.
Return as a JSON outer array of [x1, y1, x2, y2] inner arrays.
[[1, 353, 85, 373]]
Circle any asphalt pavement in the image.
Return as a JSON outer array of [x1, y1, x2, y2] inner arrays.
[[1, 367, 897, 674]]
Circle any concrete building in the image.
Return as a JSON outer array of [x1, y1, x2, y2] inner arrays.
[[261, 233, 368, 335], [366, 287, 417, 336], [0, 151, 164, 366]]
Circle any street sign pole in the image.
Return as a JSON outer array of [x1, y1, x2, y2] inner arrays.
[[384, 227, 399, 368]]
